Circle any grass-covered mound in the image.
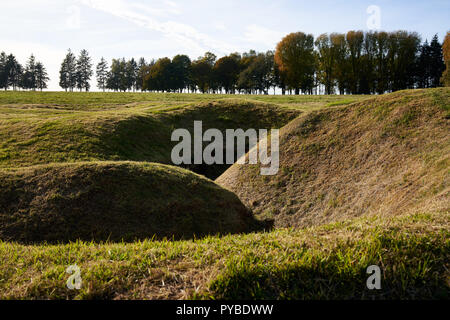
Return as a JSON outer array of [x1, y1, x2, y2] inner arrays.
[[0, 162, 263, 243], [0, 98, 299, 179], [217, 88, 449, 228]]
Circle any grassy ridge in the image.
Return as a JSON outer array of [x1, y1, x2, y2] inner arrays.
[[217, 88, 450, 227], [0, 211, 447, 299]]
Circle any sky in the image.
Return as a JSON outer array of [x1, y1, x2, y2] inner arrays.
[[1, 0, 449, 91]]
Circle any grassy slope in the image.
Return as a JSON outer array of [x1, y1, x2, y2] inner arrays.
[[217, 88, 450, 228], [0, 211, 447, 299], [0, 90, 448, 299], [0, 162, 263, 243]]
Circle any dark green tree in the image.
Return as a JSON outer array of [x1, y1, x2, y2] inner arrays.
[[171, 55, 191, 93], [96, 57, 108, 92], [214, 54, 241, 94], [59, 49, 77, 91], [35, 61, 49, 91], [6, 54, 22, 91], [76, 49, 93, 92], [429, 34, 445, 87]]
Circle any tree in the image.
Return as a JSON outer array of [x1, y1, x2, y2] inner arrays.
[[76, 49, 93, 92], [125, 58, 138, 91], [171, 55, 191, 93], [60, 49, 77, 91], [6, 54, 22, 91], [441, 31, 450, 86], [214, 54, 240, 94], [346, 31, 364, 94], [429, 34, 445, 87], [107, 58, 128, 92], [387, 31, 420, 91], [360, 31, 377, 94], [96, 57, 108, 92], [0, 52, 8, 90], [315, 33, 337, 94], [191, 53, 216, 93], [373, 31, 390, 94], [21, 54, 37, 90], [35, 62, 49, 91], [144, 57, 173, 92], [136, 57, 147, 92], [106, 59, 120, 91], [237, 52, 274, 94], [275, 32, 316, 94]]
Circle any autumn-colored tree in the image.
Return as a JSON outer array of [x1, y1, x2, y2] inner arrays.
[[440, 31, 450, 86], [275, 32, 316, 94]]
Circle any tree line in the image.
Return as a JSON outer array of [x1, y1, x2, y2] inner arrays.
[[1, 30, 449, 94], [0, 53, 49, 91], [92, 30, 446, 95]]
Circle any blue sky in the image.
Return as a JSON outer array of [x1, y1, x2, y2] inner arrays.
[[1, 0, 448, 90]]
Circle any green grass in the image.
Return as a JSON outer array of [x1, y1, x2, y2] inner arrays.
[[0, 211, 447, 300], [0, 91, 368, 109]]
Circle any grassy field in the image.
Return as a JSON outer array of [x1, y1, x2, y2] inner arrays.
[[0, 91, 368, 111], [0, 89, 448, 299], [0, 211, 447, 299]]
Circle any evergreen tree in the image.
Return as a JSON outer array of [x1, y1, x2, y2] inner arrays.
[[417, 40, 432, 88], [59, 49, 77, 91], [0, 52, 8, 90], [136, 57, 147, 92], [125, 58, 138, 91], [96, 57, 109, 92], [76, 49, 93, 92], [429, 35, 445, 87], [21, 54, 37, 90], [35, 62, 49, 91], [6, 54, 22, 91]]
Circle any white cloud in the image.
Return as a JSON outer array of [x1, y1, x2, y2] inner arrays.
[[243, 24, 285, 48], [78, 0, 237, 55]]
